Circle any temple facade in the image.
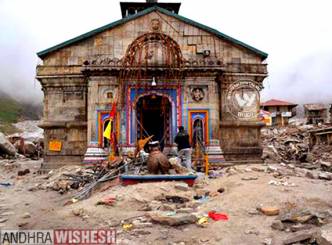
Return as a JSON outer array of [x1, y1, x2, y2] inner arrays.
[[36, 1, 268, 167]]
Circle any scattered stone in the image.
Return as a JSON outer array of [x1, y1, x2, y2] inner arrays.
[[18, 169, 30, 176], [317, 223, 332, 244], [259, 207, 280, 216], [290, 223, 314, 232], [262, 238, 272, 245], [282, 230, 319, 245], [271, 220, 284, 231], [148, 211, 196, 226], [176, 208, 194, 214], [217, 187, 225, 193], [132, 229, 151, 236], [132, 219, 153, 228], [244, 228, 259, 235], [241, 176, 258, 181], [22, 212, 31, 219], [248, 209, 260, 215], [305, 171, 317, 179], [175, 182, 189, 191], [17, 222, 29, 228], [72, 208, 85, 217], [319, 172, 332, 180], [320, 161, 332, 172]]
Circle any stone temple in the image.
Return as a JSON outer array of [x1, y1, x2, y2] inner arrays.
[[36, 1, 268, 168]]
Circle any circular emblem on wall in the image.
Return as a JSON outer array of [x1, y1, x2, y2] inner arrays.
[[191, 87, 205, 102], [225, 80, 260, 120]]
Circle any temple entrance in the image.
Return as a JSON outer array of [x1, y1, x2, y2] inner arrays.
[[136, 94, 171, 149]]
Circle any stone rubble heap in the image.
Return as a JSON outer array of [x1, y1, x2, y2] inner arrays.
[[261, 125, 332, 171]]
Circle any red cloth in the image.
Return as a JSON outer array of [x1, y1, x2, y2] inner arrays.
[[109, 102, 117, 120], [208, 211, 229, 221]]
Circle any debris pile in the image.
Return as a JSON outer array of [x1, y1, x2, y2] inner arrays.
[[261, 125, 332, 170]]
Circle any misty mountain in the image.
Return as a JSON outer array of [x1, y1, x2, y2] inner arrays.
[[0, 89, 42, 123]]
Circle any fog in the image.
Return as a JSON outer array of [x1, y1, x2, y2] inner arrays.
[[0, 0, 331, 105]]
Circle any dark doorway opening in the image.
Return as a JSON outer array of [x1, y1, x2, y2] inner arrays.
[[136, 95, 171, 149]]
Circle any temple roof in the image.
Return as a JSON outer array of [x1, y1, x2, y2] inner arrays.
[[37, 6, 268, 60]]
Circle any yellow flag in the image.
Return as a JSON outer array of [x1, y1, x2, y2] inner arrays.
[[103, 121, 112, 140]]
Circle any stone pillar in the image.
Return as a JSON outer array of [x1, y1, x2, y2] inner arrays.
[[219, 73, 265, 161]]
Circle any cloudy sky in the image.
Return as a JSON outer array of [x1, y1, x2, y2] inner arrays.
[[0, 0, 331, 104]]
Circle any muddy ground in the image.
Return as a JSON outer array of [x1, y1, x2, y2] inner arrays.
[[0, 159, 332, 245]]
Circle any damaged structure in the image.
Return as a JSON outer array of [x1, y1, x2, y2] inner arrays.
[[304, 104, 329, 125], [36, 0, 268, 167]]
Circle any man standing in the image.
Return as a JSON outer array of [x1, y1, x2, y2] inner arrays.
[[174, 126, 193, 171]]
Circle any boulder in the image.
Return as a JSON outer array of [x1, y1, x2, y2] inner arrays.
[[148, 211, 196, 226], [319, 172, 332, 181], [317, 223, 332, 245], [23, 141, 37, 155], [0, 132, 16, 156]]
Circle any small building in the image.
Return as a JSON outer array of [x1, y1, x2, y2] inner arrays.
[[309, 126, 332, 149], [36, 0, 268, 167], [304, 104, 328, 124], [260, 99, 297, 126]]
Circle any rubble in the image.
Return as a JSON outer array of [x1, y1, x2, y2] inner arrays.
[[261, 125, 332, 168]]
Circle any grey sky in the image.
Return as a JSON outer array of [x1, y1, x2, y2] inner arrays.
[[0, 0, 331, 104]]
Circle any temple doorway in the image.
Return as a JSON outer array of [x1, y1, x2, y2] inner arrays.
[[136, 94, 171, 149]]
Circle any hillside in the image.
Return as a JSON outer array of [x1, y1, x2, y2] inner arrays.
[[0, 91, 42, 134]]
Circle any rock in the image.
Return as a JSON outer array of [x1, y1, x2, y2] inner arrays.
[[271, 220, 285, 231], [18, 169, 30, 176], [175, 182, 189, 191], [320, 161, 332, 172], [244, 228, 259, 235], [259, 207, 280, 216], [282, 230, 319, 245], [290, 223, 314, 232], [132, 229, 151, 236], [72, 208, 85, 217], [217, 187, 225, 193], [317, 223, 332, 245], [267, 165, 278, 172], [177, 208, 194, 214], [319, 172, 332, 180], [22, 212, 31, 219], [132, 220, 153, 228], [262, 238, 272, 245], [0, 132, 17, 156], [17, 222, 29, 228], [23, 141, 37, 155], [241, 176, 258, 181], [148, 211, 196, 226], [278, 209, 323, 225], [305, 171, 317, 179], [248, 209, 260, 215]]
